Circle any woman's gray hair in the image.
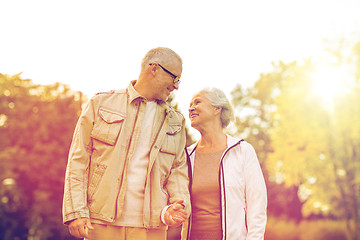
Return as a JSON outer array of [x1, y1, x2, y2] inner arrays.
[[199, 88, 234, 128], [141, 47, 182, 72]]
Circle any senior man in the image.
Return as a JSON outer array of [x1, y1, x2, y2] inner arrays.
[[63, 47, 190, 240]]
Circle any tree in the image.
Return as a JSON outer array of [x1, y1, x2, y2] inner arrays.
[[231, 39, 360, 240], [231, 63, 304, 221], [330, 87, 360, 239], [0, 73, 85, 239], [252, 41, 359, 239]]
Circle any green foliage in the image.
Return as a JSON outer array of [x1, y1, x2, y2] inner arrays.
[[266, 59, 331, 186], [0, 73, 84, 239], [231, 39, 360, 239], [264, 58, 360, 238], [231, 65, 304, 222]]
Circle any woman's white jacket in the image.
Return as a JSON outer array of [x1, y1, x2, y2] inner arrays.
[[185, 135, 267, 240]]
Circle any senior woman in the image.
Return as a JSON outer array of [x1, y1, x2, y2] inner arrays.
[[185, 88, 267, 240]]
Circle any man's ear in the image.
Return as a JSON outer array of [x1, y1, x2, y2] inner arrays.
[[149, 63, 158, 76]]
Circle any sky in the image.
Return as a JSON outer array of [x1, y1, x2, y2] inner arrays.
[[1, 0, 360, 134]]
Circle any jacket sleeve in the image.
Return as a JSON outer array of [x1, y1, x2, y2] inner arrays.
[[244, 142, 267, 239], [165, 114, 191, 218], [62, 98, 96, 224]]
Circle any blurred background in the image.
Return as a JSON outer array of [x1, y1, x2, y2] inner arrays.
[[1, 0, 360, 239]]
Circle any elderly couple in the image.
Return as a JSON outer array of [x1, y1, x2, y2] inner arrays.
[[62, 47, 267, 240]]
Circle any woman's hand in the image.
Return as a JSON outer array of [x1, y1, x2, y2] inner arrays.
[[164, 200, 187, 227]]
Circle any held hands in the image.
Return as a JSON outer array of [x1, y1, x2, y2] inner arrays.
[[164, 200, 187, 227], [68, 217, 94, 238], [68, 202, 186, 237]]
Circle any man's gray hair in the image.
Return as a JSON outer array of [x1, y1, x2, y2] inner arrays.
[[199, 88, 234, 128], [141, 47, 182, 72]]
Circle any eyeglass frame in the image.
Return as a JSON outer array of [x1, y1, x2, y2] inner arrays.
[[150, 63, 181, 87]]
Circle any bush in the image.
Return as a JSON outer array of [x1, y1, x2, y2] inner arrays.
[[265, 217, 348, 240], [265, 217, 300, 240], [298, 220, 348, 240]]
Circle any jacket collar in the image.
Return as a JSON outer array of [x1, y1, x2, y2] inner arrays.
[[127, 80, 168, 106], [226, 134, 242, 147], [127, 80, 146, 104], [187, 134, 242, 156]]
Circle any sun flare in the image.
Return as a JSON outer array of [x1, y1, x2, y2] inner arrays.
[[311, 65, 353, 105]]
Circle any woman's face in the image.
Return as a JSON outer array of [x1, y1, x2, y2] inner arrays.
[[188, 93, 218, 129]]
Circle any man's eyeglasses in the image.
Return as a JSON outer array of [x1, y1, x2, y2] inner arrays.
[[150, 63, 181, 87]]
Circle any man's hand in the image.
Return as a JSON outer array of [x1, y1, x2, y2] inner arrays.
[[68, 217, 94, 238], [164, 200, 187, 227]]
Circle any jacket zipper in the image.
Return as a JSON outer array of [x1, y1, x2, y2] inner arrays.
[[149, 110, 167, 152], [124, 102, 141, 166], [147, 108, 167, 182], [144, 107, 167, 227], [115, 101, 141, 221]]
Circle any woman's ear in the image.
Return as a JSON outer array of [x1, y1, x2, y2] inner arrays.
[[214, 106, 222, 115]]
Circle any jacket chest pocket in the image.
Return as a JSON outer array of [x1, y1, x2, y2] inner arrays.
[[159, 123, 182, 156], [90, 107, 125, 145], [156, 123, 182, 171]]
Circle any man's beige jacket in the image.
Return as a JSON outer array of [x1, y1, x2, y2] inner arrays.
[[63, 81, 190, 229]]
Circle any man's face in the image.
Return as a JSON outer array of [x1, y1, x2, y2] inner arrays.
[[153, 61, 182, 102]]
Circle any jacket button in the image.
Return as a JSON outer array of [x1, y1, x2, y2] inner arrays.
[[154, 145, 158, 149]]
